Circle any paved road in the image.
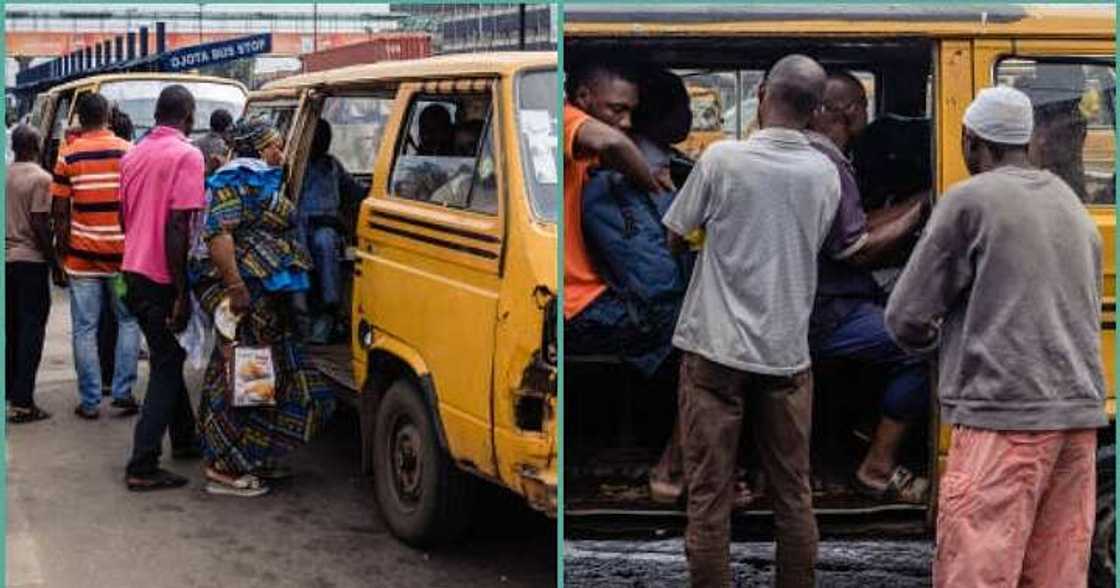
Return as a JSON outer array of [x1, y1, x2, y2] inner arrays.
[[565, 538, 933, 587], [6, 286, 556, 588]]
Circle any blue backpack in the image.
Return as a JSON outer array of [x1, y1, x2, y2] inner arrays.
[[581, 169, 692, 320]]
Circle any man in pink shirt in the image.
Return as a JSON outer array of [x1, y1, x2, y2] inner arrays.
[[119, 85, 206, 491]]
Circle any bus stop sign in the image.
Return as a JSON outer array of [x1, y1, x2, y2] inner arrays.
[[160, 33, 271, 72]]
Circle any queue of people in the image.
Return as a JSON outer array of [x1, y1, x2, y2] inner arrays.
[[564, 55, 1107, 587], [6, 84, 344, 499]]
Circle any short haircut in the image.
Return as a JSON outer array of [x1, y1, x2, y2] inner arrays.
[[632, 68, 692, 145], [154, 85, 196, 127], [564, 61, 639, 100], [76, 92, 110, 128], [109, 106, 134, 141], [210, 108, 233, 134], [826, 70, 865, 96], [419, 104, 452, 128], [765, 55, 827, 121], [11, 124, 42, 160]]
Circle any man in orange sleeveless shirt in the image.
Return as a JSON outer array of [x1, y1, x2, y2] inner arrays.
[[564, 63, 672, 342]]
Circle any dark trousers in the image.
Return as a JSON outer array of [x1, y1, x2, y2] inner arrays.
[[124, 272, 196, 476], [6, 262, 51, 409], [679, 351, 818, 588], [98, 281, 118, 388]]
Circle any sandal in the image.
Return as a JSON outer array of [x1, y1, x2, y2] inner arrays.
[[649, 477, 683, 505], [7, 405, 51, 424], [126, 468, 189, 492], [733, 480, 756, 510], [205, 468, 269, 498], [853, 466, 929, 504]]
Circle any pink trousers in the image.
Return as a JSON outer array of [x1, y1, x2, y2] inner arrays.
[[934, 425, 1097, 588]]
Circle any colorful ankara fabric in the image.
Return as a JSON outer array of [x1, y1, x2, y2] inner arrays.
[[229, 119, 280, 159], [198, 160, 311, 293], [191, 158, 334, 476]]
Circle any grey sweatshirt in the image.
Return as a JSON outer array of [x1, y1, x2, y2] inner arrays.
[[885, 166, 1107, 431]]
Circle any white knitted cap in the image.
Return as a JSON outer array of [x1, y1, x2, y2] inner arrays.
[[963, 86, 1034, 145]]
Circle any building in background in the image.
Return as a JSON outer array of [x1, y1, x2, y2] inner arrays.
[[6, 3, 555, 96], [391, 3, 556, 53]]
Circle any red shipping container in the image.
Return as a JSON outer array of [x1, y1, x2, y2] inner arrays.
[[301, 33, 431, 72]]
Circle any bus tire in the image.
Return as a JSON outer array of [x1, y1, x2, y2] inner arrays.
[[1090, 444, 1114, 588], [372, 378, 475, 547]]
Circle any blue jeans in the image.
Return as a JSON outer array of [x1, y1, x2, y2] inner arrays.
[[810, 302, 929, 421], [69, 276, 140, 409], [308, 226, 342, 308]]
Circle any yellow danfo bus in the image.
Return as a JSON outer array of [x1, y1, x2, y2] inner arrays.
[[250, 52, 558, 546]]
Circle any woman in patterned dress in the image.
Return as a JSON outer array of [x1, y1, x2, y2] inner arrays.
[[190, 119, 336, 497]]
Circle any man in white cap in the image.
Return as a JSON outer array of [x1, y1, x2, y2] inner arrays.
[[885, 85, 1106, 586]]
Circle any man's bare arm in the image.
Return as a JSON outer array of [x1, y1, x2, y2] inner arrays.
[[50, 198, 70, 259], [166, 211, 193, 296], [573, 116, 667, 193], [846, 191, 928, 269]]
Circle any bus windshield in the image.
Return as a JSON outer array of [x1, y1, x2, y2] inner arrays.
[[97, 80, 247, 139]]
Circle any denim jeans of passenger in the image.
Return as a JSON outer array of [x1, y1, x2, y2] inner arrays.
[[69, 275, 140, 410], [308, 225, 342, 308], [810, 302, 929, 421]]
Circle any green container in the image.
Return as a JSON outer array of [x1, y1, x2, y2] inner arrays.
[[110, 273, 127, 301]]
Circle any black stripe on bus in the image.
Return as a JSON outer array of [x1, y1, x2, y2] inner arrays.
[[1103, 302, 1116, 312], [64, 149, 127, 164], [72, 201, 121, 213], [372, 211, 500, 244], [1103, 321, 1116, 330], [369, 222, 498, 260]]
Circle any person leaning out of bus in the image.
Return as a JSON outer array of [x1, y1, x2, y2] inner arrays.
[[885, 86, 1107, 587]]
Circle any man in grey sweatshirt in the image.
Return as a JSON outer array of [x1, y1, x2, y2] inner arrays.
[[885, 86, 1106, 587]]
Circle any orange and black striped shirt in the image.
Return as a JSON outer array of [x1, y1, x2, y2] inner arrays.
[[50, 129, 132, 276]]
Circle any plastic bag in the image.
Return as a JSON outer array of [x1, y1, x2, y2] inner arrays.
[[176, 294, 215, 371], [229, 344, 277, 407]]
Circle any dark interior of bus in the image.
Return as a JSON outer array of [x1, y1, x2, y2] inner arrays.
[[563, 36, 937, 526]]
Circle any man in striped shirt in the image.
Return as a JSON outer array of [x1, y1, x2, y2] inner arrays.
[[51, 92, 141, 419]]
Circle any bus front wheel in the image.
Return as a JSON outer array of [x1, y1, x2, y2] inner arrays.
[[372, 378, 476, 547]]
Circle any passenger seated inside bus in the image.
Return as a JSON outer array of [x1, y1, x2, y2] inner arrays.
[[393, 98, 496, 207], [567, 65, 691, 375], [806, 71, 932, 504], [294, 119, 366, 344], [567, 66, 706, 502], [416, 103, 454, 156], [430, 118, 484, 208]]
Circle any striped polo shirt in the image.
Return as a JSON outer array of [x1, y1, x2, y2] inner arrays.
[[50, 129, 132, 277]]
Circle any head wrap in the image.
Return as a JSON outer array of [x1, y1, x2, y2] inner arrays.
[[963, 86, 1034, 145], [230, 118, 281, 159]]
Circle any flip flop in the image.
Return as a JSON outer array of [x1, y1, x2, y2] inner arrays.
[[126, 468, 189, 492], [205, 472, 269, 498], [853, 466, 929, 504], [7, 405, 51, 424]]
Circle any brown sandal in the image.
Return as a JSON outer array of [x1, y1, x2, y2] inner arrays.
[[854, 466, 929, 504]]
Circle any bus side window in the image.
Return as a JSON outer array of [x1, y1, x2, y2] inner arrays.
[[998, 58, 1116, 205]]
